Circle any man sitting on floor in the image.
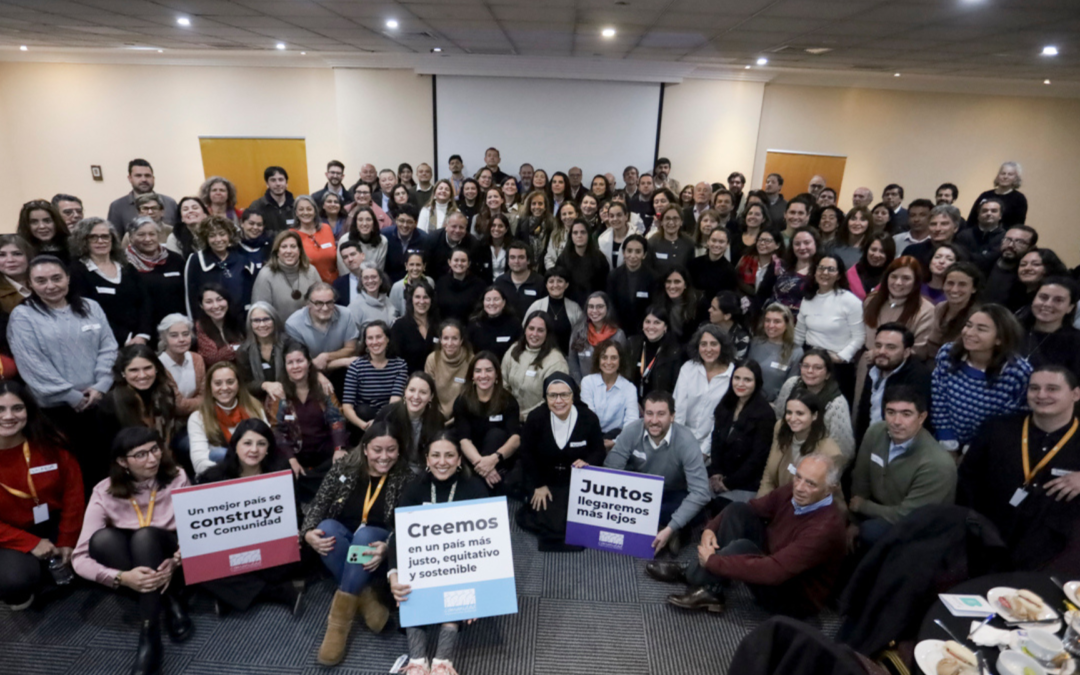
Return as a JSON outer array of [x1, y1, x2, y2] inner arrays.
[[646, 453, 847, 618], [604, 391, 710, 554], [848, 385, 956, 549]]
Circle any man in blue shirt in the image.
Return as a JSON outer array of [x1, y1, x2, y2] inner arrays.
[[381, 204, 429, 283]]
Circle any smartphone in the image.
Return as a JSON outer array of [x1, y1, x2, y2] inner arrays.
[[347, 544, 376, 565]]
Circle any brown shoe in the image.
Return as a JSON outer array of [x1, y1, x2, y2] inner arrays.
[[357, 586, 390, 634], [645, 561, 686, 583], [667, 587, 725, 613], [317, 590, 360, 666]]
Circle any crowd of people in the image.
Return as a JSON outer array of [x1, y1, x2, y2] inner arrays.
[[2, 148, 1079, 675]]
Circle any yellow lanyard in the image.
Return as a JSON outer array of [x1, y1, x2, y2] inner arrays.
[[1021, 416, 1078, 486], [362, 475, 387, 525], [0, 442, 39, 504], [131, 489, 157, 528]]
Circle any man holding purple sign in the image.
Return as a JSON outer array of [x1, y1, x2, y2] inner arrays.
[[603, 391, 711, 554]]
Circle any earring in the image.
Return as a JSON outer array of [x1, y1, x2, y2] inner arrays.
[[456, 465, 463, 473]]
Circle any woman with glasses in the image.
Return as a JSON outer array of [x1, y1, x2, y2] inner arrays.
[[125, 215, 187, 329], [772, 349, 856, 461], [647, 205, 696, 273], [72, 427, 191, 675], [793, 253, 864, 400], [70, 217, 154, 347]]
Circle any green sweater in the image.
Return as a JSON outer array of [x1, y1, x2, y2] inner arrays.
[[851, 423, 956, 524]]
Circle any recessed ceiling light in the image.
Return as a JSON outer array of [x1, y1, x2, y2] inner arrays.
[[1042, 46, 1059, 56], [1045, 79, 1052, 84], [894, 72, 901, 77], [756, 57, 768, 65], [301, 51, 306, 55], [19, 45, 28, 51], [386, 19, 399, 29], [158, 49, 163, 53], [805, 47, 831, 55], [276, 43, 286, 50], [431, 47, 442, 53], [177, 17, 190, 26], [744, 65, 751, 69], [602, 27, 616, 38]]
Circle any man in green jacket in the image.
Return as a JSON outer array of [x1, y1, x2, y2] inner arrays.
[[848, 385, 956, 549]]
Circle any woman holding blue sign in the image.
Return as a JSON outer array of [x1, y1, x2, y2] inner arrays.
[[516, 373, 605, 552], [302, 421, 411, 666], [388, 432, 488, 675]]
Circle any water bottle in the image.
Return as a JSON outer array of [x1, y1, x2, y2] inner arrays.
[[48, 555, 74, 585]]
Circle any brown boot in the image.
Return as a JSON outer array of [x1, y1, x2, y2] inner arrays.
[[357, 586, 389, 634], [317, 590, 360, 666]]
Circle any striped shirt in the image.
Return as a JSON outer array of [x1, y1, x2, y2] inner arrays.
[[343, 357, 408, 408]]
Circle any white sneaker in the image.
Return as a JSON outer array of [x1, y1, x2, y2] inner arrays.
[[5, 594, 34, 611]]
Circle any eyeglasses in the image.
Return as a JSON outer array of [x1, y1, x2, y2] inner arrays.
[[251, 317, 274, 325], [816, 266, 838, 274], [126, 444, 163, 462], [546, 391, 573, 401], [87, 234, 113, 242], [309, 300, 335, 309]]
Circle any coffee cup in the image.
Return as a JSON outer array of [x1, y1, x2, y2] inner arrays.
[[1022, 628, 1066, 666]]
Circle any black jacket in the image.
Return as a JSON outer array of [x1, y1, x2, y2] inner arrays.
[[426, 229, 477, 281], [467, 312, 521, 360], [71, 260, 155, 346], [556, 248, 610, 307], [627, 334, 684, 402], [709, 394, 777, 492], [389, 314, 438, 374], [132, 251, 187, 330], [434, 274, 486, 323], [606, 265, 656, 338], [730, 616, 872, 675], [519, 404, 605, 492], [688, 254, 739, 302], [854, 357, 933, 444], [246, 190, 296, 234], [494, 272, 547, 320], [955, 225, 1004, 273]]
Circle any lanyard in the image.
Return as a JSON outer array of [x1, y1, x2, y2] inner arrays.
[[362, 475, 387, 525], [131, 489, 157, 528], [1021, 416, 1078, 486], [639, 346, 659, 397], [0, 442, 39, 504], [431, 481, 458, 505]]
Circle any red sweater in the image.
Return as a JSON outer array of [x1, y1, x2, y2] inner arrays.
[[0, 442, 85, 552], [704, 482, 847, 611]]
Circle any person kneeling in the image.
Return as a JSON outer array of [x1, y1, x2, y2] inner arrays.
[[71, 427, 192, 675], [646, 453, 847, 618], [604, 390, 710, 554]]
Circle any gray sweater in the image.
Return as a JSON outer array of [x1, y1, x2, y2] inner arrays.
[[605, 420, 710, 531], [8, 300, 118, 408]]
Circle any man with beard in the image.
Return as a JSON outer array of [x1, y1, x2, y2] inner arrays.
[[313, 160, 353, 209], [854, 323, 931, 444], [108, 159, 178, 229], [980, 224, 1037, 307]]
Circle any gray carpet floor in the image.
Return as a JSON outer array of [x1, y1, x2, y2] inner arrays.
[[0, 502, 841, 674]]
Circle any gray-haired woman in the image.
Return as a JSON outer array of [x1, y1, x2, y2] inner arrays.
[[156, 313, 204, 416], [126, 215, 187, 328], [70, 216, 154, 347]]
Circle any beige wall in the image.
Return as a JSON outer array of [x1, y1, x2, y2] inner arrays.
[[658, 78, 765, 190], [753, 83, 1080, 264], [333, 68, 433, 183]]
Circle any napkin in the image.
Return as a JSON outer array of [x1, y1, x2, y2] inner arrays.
[[968, 621, 1013, 647]]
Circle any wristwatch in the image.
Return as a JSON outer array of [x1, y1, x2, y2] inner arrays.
[[113, 571, 123, 589]]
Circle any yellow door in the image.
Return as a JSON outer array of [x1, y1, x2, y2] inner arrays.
[[199, 137, 309, 210], [762, 151, 847, 199]]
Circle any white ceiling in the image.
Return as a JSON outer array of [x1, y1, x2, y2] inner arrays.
[[1, 0, 1077, 91]]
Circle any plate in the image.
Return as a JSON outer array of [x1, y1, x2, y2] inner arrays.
[[915, 639, 946, 675], [989, 587, 1061, 631], [1064, 581, 1080, 608], [998, 649, 1048, 675], [1005, 631, 1077, 675]]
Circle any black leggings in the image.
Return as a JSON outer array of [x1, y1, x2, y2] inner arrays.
[[0, 548, 46, 605], [88, 527, 181, 620]]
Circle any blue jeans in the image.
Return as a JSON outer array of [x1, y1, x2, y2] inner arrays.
[[209, 445, 227, 464], [317, 520, 390, 595]]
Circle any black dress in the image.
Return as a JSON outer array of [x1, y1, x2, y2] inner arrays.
[[467, 312, 522, 360], [515, 404, 605, 550], [627, 334, 684, 402], [390, 315, 438, 374]]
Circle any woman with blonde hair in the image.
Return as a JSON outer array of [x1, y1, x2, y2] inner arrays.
[[187, 360, 266, 477], [748, 303, 803, 402], [418, 179, 458, 234], [967, 160, 1027, 228], [424, 319, 474, 418]]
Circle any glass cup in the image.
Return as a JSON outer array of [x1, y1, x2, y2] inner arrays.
[[1063, 612, 1080, 657]]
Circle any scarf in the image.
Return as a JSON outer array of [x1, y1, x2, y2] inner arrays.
[[126, 243, 168, 272], [792, 376, 843, 407], [587, 322, 619, 347], [214, 401, 250, 443]]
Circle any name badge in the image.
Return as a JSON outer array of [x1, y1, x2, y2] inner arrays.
[[81, 323, 101, 332], [524, 289, 537, 296], [261, 363, 272, 369], [33, 503, 49, 524], [493, 336, 510, 344], [632, 450, 648, 461], [1051, 468, 1074, 477], [489, 414, 503, 422], [163, 272, 181, 278], [29, 464, 58, 475], [570, 440, 587, 448], [320, 242, 334, 249], [770, 361, 783, 370], [339, 474, 347, 483], [656, 252, 669, 260], [286, 219, 296, 226], [231, 344, 240, 351], [787, 463, 797, 476], [582, 349, 592, 358], [284, 415, 296, 421], [636, 291, 649, 298], [526, 369, 537, 377], [871, 454, 885, 467], [453, 377, 465, 384], [95, 287, 116, 295], [1010, 488, 1029, 507]]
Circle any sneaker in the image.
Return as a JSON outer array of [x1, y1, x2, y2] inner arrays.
[[403, 659, 430, 675], [430, 660, 459, 675], [5, 594, 34, 611]]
